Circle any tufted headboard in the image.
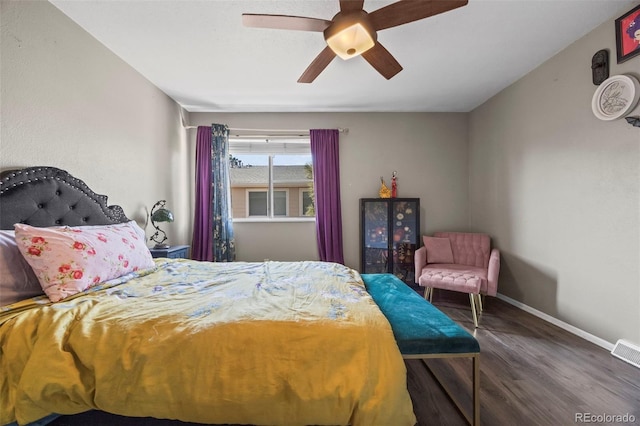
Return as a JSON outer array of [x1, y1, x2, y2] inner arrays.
[[0, 166, 129, 230]]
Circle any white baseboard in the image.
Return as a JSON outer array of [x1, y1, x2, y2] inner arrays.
[[496, 293, 614, 351]]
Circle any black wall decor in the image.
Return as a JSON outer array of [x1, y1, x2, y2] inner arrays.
[[625, 116, 640, 127], [591, 49, 609, 85]]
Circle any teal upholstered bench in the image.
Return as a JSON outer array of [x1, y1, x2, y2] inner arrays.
[[362, 273, 480, 425]]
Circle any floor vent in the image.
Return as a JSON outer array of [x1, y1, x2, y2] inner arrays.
[[611, 339, 640, 369]]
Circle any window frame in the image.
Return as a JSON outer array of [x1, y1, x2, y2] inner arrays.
[[229, 143, 315, 223]]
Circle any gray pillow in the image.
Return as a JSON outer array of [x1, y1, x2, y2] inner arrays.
[[0, 230, 43, 306]]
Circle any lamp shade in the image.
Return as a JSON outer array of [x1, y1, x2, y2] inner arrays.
[[151, 208, 174, 223], [326, 22, 374, 60], [324, 11, 376, 61]]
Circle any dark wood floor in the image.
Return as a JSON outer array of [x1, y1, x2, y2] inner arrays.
[[50, 293, 640, 426], [408, 292, 640, 426]]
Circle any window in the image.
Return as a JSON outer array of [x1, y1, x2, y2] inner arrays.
[[248, 190, 268, 216], [300, 188, 314, 217], [229, 139, 314, 220], [247, 189, 288, 217]]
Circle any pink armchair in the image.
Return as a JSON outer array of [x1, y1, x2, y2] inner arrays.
[[414, 232, 500, 327]]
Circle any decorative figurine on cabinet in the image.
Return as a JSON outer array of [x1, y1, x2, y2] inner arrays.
[[379, 177, 391, 198], [391, 171, 397, 198]]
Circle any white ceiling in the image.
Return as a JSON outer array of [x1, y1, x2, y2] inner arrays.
[[50, 0, 638, 113]]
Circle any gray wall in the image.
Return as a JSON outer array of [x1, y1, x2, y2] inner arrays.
[[469, 16, 640, 345], [0, 0, 190, 246], [189, 112, 470, 270]]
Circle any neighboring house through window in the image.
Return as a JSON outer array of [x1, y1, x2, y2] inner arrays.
[[229, 138, 314, 220]]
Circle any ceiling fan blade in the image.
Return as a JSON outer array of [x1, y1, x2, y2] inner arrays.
[[242, 14, 331, 32], [369, 0, 468, 31], [361, 42, 403, 80], [339, 0, 364, 13], [298, 46, 337, 83]]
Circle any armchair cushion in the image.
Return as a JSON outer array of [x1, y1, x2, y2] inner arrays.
[[418, 264, 485, 294], [423, 236, 454, 264]]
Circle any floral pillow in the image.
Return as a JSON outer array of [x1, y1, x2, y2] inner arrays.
[[14, 221, 155, 302]]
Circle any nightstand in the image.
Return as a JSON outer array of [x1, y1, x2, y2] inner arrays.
[[149, 245, 190, 259]]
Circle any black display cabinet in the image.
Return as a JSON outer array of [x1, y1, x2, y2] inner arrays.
[[360, 198, 420, 287]]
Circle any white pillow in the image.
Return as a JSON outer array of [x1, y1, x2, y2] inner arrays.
[[0, 230, 43, 306]]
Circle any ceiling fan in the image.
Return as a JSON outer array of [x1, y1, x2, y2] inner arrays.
[[242, 0, 468, 83]]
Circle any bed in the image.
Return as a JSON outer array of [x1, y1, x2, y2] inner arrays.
[[0, 166, 416, 426]]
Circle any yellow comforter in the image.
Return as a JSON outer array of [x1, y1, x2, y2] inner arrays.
[[1, 259, 416, 426]]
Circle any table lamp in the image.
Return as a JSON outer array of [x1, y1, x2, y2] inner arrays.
[[150, 200, 174, 248]]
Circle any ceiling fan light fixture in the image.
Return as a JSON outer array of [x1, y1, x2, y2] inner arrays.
[[325, 21, 374, 60]]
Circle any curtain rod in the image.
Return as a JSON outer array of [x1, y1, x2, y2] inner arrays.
[[230, 135, 310, 140], [183, 125, 349, 135], [178, 109, 352, 134]]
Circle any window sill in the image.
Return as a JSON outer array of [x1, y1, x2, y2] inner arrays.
[[233, 217, 316, 224]]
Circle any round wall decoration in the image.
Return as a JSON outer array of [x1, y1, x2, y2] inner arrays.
[[592, 74, 640, 121]]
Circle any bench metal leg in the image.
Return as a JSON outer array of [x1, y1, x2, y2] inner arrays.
[[418, 354, 481, 426], [473, 354, 480, 426]]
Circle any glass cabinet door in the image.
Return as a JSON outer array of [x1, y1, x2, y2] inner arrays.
[[362, 200, 389, 274], [360, 198, 420, 284], [391, 200, 419, 283]]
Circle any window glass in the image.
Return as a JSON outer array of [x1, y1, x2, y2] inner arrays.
[[302, 190, 314, 216], [274, 190, 287, 216], [248, 191, 267, 216]]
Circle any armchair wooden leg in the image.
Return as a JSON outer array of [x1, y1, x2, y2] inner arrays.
[[469, 294, 479, 328]]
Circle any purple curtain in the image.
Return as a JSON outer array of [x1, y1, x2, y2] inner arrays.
[[191, 126, 213, 261], [310, 129, 344, 264]]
